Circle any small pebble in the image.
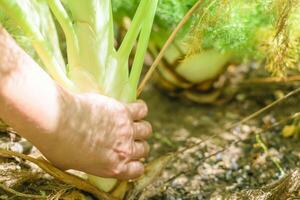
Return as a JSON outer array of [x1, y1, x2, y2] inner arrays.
[[216, 153, 223, 161], [19, 140, 33, 154], [241, 125, 251, 134], [172, 176, 188, 187], [9, 142, 24, 153], [168, 196, 176, 200], [244, 165, 251, 171], [230, 161, 239, 170], [197, 194, 205, 200], [236, 94, 246, 101], [172, 128, 190, 142], [237, 177, 243, 184], [226, 171, 232, 180]]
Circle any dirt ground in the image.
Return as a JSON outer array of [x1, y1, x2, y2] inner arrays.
[[142, 74, 300, 199], [1, 66, 300, 199]]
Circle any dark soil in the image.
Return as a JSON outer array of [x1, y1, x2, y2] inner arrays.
[[141, 69, 300, 199]]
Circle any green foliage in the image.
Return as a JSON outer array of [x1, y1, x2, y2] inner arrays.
[[113, 0, 197, 33], [114, 0, 300, 76], [187, 0, 275, 60], [112, 0, 138, 17], [155, 0, 197, 30], [265, 0, 300, 76], [183, 0, 300, 76]]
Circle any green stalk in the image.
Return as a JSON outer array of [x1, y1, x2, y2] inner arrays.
[[47, 0, 79, 70], [103, 0, 153, 99], [91, 0, 158, 192], [117, 0, 149, 61], [65, 0, 115, 86], [50, 0, 115, 91], [124, 0, 159, 101]]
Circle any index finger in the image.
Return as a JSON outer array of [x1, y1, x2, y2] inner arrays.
[[126, 100, 148, 121]]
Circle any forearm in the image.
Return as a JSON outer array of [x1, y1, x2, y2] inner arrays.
[[0, 26, 69, 145]]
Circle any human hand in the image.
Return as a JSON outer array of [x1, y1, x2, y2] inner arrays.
[[38, 93, 152, 180], [0, 25, 152, 180]]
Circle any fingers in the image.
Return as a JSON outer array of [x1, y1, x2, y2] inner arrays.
[[133, 121, 152, 140], [111, 141, 150, 180], [131, 141, 150, 160], [126, 100, 148, 121], [111, 141, 149, 180], [118, 161, 144, 180]]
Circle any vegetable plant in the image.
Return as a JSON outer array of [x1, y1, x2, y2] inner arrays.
[[116, 0, 300, 72], [114, 0, 300, 103], [0, 0, 158, 193]]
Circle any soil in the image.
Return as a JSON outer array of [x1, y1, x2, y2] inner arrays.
[[142, 76, 300, 200], [1, 66, 300, 199]]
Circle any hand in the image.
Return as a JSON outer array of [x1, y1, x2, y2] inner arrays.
[[0, 26, 152, 180], [38, 92, 152, 180]]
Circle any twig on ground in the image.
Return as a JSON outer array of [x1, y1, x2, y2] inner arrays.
[[0, 182, 46, 199], [176, 88, 300, 155], [230, 87, 300, 127], [0, 149, 115, 200], [154, 88, 300, 190], [244, 75, 300, 84]]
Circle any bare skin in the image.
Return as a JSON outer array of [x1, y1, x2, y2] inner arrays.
[[0, 27, 152, 180]]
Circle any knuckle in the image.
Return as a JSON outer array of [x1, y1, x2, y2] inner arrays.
[[117, 125, 126, 134], [116, 118, 126, 127], [111, 166, 123, 177], [118, 127, 133, 138], [114, 145, 132, 159], [128, 147, 135, 158], [116, 104, 129, 115], [107, 158, 125, 177], [122, 149, 132, 158]]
